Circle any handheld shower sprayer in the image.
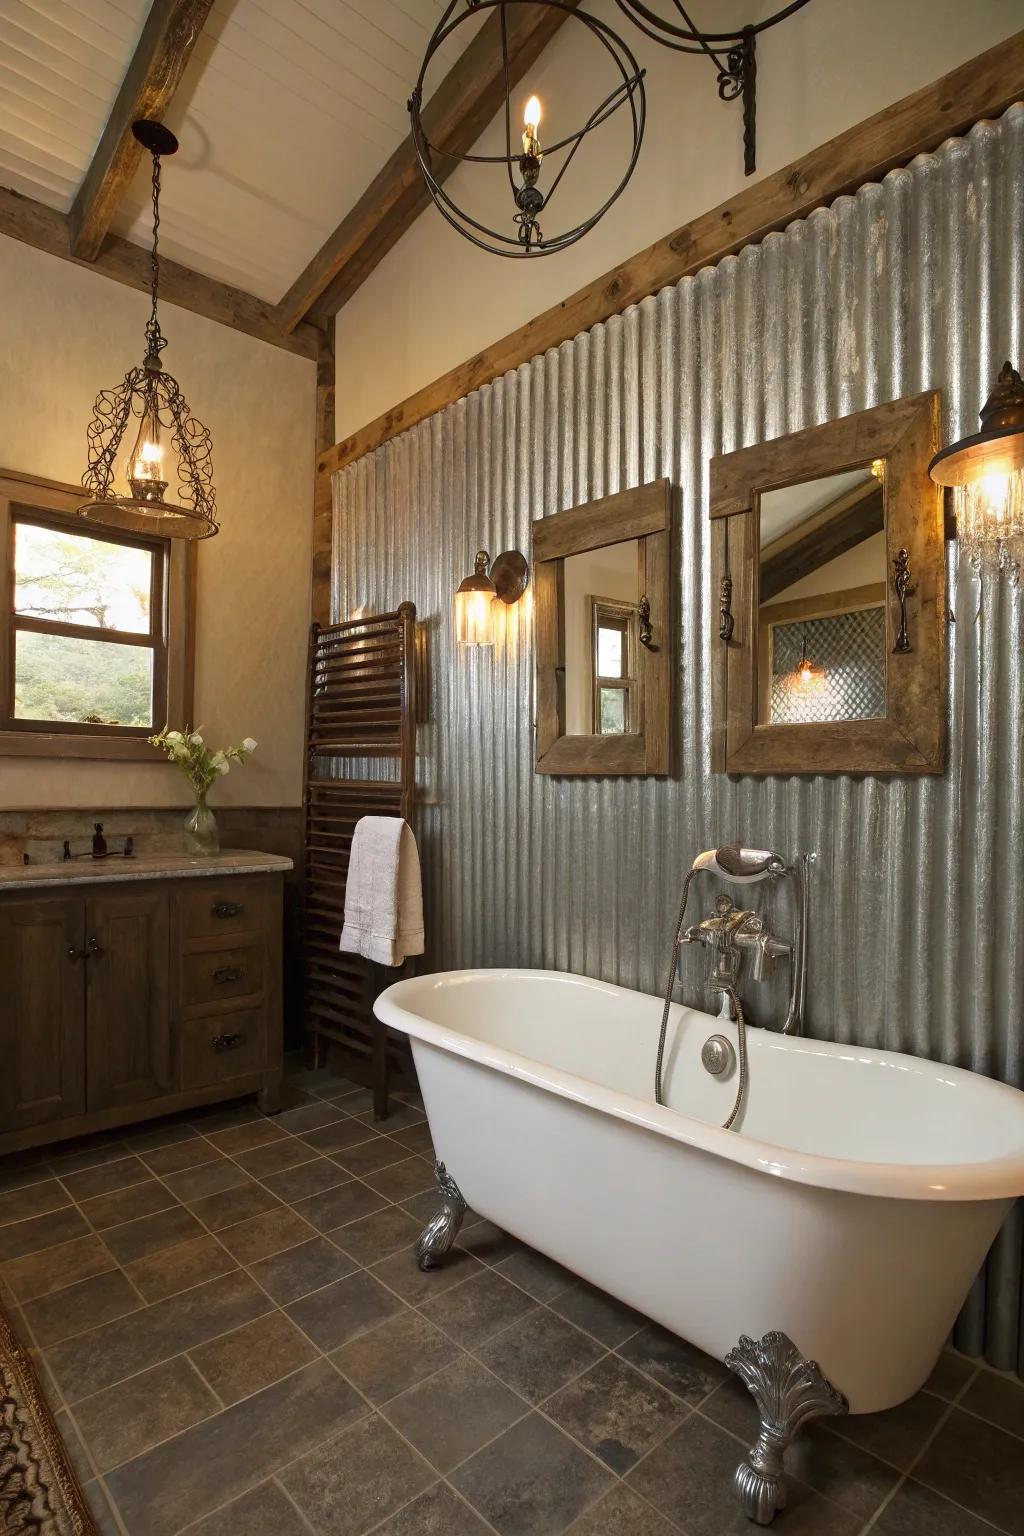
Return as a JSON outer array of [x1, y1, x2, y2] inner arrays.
[[690, 844, 787, 885]]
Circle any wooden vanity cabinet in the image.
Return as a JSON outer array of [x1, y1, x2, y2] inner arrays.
[[0, 868, 285, 1156]]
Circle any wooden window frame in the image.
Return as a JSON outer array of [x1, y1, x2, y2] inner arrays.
[[534, 479, 671, 776], [589, 596, 639, 736], [709, 392, 946, 775], [0, 469, 194, 761]]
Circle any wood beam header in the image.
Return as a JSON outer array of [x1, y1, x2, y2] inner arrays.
[[0, 187, 317, 360]]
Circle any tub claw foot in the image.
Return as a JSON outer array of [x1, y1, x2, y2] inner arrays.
[[726, 1331, 847, 1525], [415, 1161, 466, 1272]]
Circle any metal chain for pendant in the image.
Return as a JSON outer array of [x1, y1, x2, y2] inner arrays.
[[145, 152, 168, 364]]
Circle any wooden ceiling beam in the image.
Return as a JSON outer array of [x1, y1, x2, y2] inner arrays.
[[69, 0, 215, 262], [278, 0, 582, 333], [760, 485, 884, 602], [316, 29, 1024, 481], [0, 186, 317, 360]]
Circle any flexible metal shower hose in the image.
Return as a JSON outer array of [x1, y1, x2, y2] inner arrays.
[[654, 873, 750, 1131]]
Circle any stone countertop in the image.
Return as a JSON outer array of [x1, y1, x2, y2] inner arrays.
[[0, 850, 294, 891]]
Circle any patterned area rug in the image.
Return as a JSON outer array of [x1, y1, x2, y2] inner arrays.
[[0, 1304, 96, 1535]]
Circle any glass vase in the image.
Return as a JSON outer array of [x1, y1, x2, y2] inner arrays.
[[185, 793, 219, 856]]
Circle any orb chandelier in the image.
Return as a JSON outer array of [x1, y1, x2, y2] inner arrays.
[[929, 360, 1024, 579], [409, 0, 646, 257], [79, 121, 218, 540], [614, 1, 813, 174]]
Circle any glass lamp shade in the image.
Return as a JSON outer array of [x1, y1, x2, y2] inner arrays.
[[126, 392, 168, 503], [455, 551, 497, 646], [930, 361, 1024, 576]]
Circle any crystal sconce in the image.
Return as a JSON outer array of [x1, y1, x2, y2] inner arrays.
[[929, 361, 1024, 578]]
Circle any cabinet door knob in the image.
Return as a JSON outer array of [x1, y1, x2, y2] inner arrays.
[[68, 938, 103, 961], [212, 965, 244, 985], [212, 900, 243, 919], [212, 1032, 244, 1053]]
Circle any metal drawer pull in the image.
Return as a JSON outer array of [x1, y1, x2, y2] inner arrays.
[[212, 1032, 244, 1053], [212, 965, 244, 984], [212, 900, 243, 919]]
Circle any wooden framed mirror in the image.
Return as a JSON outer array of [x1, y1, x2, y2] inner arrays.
[[534, 480, 671, 776], [710, 392, 945, 775]]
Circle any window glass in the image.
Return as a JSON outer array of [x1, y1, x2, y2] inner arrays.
[[599, 687, 627, 734], [14, 522, 152, 634], [597, 624, 623, 678], [14, 630, 154, 727], [14, 629, 154, 724]]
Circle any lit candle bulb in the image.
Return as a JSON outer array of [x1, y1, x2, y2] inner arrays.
[[127, 401, 169, 503], [522, 95, 542, 159]]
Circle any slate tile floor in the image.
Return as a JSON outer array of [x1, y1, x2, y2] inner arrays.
[[1, 1068, 1022, 1536]]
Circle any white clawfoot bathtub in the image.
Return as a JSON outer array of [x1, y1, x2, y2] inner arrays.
[[375, 968, 1024, 1414]]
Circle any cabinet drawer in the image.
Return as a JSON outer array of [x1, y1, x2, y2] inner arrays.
[[181, 1008, 266, 1089], [183, 942, 263, 1007], [180, 879, 266, 939]]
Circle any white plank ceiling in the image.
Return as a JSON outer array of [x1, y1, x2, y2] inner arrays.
[[0, 0, 468, 303]]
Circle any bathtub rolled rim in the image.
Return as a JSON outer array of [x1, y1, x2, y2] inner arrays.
[[373, 967, 1024, 1204]]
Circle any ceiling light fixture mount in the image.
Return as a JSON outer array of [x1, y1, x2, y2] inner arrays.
[[79, 120, 218, 540], [410, 0, 646, 258], [614, 0, 813, 175]]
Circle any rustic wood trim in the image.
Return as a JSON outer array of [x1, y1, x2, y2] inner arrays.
[[0, 469, 194, 760], [69, 0, 215, 261], [532, 479, 669, 562], [315, 32, 1024, 492], [710, 392, 945, 776], [534, 480, 671, 777], [311, 321, 335, 628], [279, 1, 581, 332], [0, 187, 318, 361]]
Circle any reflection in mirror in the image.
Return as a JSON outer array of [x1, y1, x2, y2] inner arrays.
[[562, 539, 639, 735], [757, 462, 887, 725]]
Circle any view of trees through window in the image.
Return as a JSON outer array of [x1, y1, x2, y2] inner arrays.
[[13, 521, 156, 727]]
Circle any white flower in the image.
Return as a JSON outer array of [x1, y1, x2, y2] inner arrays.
[[242, 737, 257, 754], [191, 733, 204, 746], [164, 730, 183, 745]]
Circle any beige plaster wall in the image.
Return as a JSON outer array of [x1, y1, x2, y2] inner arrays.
[[334, 0, 1017, 440], [0, 234, 314, 810]]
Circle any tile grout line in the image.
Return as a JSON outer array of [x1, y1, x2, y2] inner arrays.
[[96, 1111, 651, 1531], [6, 1086, 1019, 1536], [857, 1364, 1016, 1536]]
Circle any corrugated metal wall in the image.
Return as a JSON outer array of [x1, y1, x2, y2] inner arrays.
[[332, 105, 1024, 1375]]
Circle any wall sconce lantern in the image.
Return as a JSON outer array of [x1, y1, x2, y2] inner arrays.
[[929, 361, 1024, 578], [455, 549, 530, 646], [79, 121, 218, 540]]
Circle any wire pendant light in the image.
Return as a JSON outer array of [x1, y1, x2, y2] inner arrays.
[[409, 0, 646, 258], [79, 120, 218, 540], [614, 1, 813, 174]]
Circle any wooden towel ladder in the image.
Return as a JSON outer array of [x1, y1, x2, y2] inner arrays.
[[301, 604, 417, 1117]]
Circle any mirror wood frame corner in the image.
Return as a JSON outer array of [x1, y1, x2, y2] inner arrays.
[[533, 479, 671, 776], [709, 391, 945, 776]]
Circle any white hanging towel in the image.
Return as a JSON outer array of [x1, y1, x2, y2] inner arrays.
[[339, 815, 425, 967]]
